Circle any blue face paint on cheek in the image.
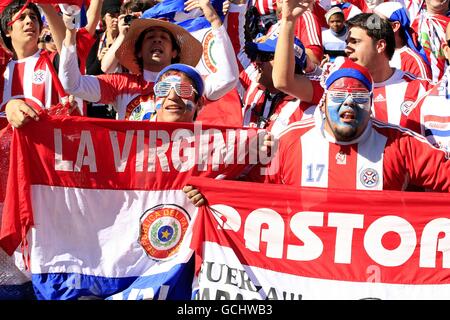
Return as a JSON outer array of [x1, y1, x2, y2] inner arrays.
[[327, 100, 369, 129], [155, 98, 164, 110], [185, 100, 195, 112], [327, 101, 347, 127]]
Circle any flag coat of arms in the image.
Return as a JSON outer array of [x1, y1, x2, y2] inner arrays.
[[0, 115, 262, 299]]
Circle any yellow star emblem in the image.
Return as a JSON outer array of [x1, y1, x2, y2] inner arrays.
[[161, 229, 171, 239]]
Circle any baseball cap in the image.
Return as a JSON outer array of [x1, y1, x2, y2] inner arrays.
[[246, 32, 307, 70]]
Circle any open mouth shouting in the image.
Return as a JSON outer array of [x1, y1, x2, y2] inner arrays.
[[339, 106, 357, 123]]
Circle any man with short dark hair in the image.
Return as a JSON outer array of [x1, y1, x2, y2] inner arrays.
[[0, 0, 101, 127], [374, 2, 431, 80], [344, 12, 432, 126], [0, 1, 58, 127]]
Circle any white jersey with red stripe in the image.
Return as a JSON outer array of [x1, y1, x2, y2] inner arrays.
[[390, 46, 432, 81], [0, 50, 59, 112], [402, 67, 450, 153], [262, 107, 450, 191], [371, 68, 431, 125]]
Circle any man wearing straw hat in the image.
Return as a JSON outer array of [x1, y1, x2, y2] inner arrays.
[[59, 0, 239, 121]]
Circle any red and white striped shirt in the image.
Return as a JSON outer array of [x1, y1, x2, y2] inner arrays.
[[390, 46, 432, 81], [252, 0, 276, 15], [260, 107, 450, 191], [402, 0, 426, 25], [268, 11, 324, 62], [61, 24, 239, 121], [401, 67, 450, 153], [0, 50, 59, 112], [412, 13, 450, 83], [240, 68, 323, 136], [371, 69, 431, 125]]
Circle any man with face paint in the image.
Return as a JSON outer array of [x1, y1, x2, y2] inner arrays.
[[260, 56, 450, 192], [153, 64, 204, 123], [322, 59, 372, 142], [59, 0, 239, 121]]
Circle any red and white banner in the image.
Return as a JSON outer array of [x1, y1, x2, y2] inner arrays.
[[189, 177, 450, 300], [0, 114, 267, 299]]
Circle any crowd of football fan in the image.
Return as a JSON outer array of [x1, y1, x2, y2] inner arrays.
[[1, 0, 450, 192]]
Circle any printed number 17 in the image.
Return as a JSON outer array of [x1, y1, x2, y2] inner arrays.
[[306, 164, 325, 182]]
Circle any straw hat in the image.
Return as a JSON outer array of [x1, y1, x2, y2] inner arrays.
[[115, 18, 203, 75]]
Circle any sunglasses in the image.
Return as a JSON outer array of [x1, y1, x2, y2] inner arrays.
[[327, 90, 371, 105], [154, 81, 197, 99]]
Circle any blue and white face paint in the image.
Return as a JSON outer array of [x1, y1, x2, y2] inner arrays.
[[154, 72, 199, 123], [325, 87, 372, 141], [154, 74, 197, 111]]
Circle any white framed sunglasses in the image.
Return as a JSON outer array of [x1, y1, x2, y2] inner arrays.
[[154, 81, 197, 99], [326, 90, 371, 105]]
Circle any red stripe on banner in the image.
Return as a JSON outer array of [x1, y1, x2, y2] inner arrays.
[[8, 115, 258, 191], [189, 177, 450, 286], [423, 115, 450, 123]]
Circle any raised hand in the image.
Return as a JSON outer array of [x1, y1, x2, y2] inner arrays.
[[184, 0, 210, 12], [184, 0, 222, 29], [281, 0, 313, 20]]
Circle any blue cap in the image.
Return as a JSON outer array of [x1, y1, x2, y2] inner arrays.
[[325, 57, 373, 92], [247, 33, 307, 70], [156, 64, 204, 97]]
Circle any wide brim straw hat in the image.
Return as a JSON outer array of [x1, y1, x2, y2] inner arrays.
[[115, 18, 203, 75]]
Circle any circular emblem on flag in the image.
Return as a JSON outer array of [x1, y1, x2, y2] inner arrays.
[[32, 69, 45, 84], [400, 100, 414, 116], [139, 204, 190, 261], [360, 168, 379, 188], [200, 30, 217, 73]]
